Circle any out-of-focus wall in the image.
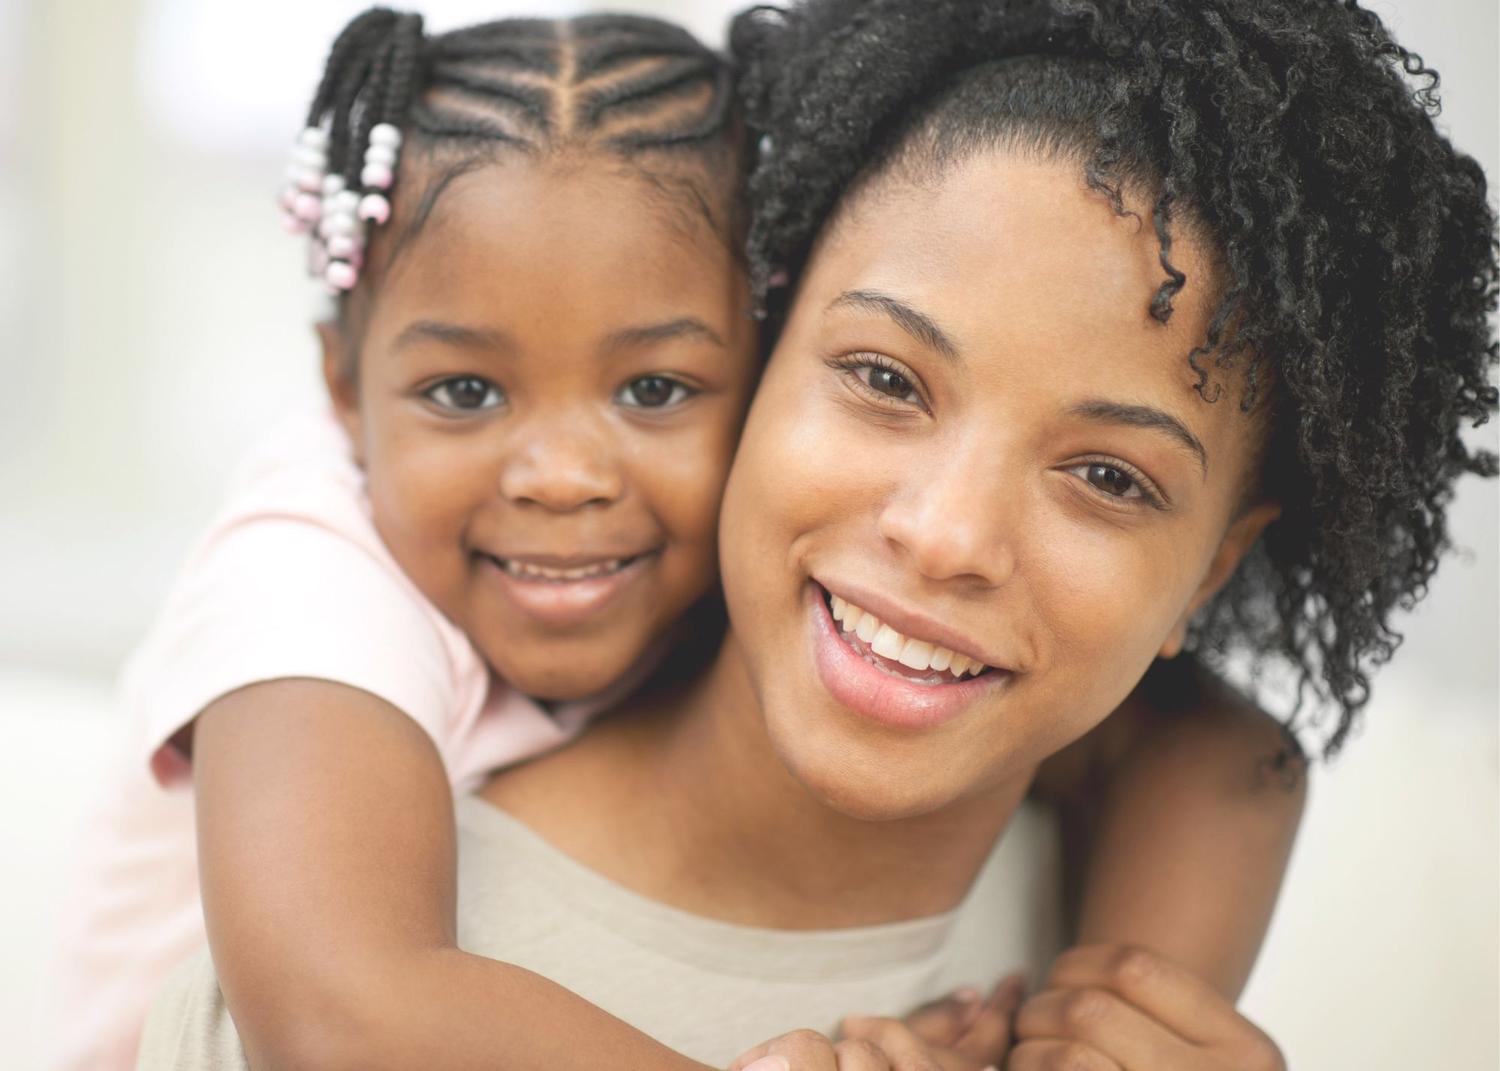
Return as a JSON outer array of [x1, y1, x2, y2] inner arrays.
[[0, 1, 1494, 1068]]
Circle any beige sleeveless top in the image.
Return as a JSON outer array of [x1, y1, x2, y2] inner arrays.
[[138, 796, 1060, 1069]]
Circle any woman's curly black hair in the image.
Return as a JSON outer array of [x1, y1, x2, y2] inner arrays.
[[729, 0, 1498, 757]]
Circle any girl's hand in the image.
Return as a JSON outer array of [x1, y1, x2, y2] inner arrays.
[[897, 975, 1026, 1068], [730, 1025, 941, 1071], [1010, 945, 1285, 1071], [727, 976, 1024, 1071]]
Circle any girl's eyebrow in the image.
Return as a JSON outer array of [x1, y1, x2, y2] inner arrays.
[[827, 289, 961, 362], [393, 319, 515, 354], [1070, 399, 1209, 474], [602, 317, 725, 352]]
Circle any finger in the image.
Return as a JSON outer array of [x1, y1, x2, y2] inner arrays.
[[903, 987, 985, 1045], [952, 974, 1025, 1064], [839, 1018, 943, 1071], [731, 1030, 839, 1071], [1044, 945, 1240, 1045], [1007, 1039, 1122, 1071], [833, 1038, 894, 1071], [1015, 987, 1188, 1070]]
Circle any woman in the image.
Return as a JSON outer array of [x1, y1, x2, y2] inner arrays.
[[140, 1, 1495, 1068]]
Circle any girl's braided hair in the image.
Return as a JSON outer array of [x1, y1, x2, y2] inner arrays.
[[730, 0, 1498, 757], [296, 7, 741, 317]]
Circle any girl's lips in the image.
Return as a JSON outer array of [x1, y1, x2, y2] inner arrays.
[[807, 582, 1012, 732], [480, 552, 654, 629]]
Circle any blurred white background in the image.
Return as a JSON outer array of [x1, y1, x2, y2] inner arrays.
[[0, 0, 1494, 1067]]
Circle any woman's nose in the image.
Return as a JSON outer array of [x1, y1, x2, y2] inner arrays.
[[875, 450, 1017, 587], [497, 419, 623, 511]]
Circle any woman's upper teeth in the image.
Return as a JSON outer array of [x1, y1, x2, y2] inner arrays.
[[503, 559, 623, 581], [830, 595, 987, 677]]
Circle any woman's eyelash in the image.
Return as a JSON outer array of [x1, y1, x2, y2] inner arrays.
[[1070, 456, 1169, 511], [827, 353, 927, 409]]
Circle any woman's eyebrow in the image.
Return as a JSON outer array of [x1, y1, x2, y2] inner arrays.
[[828, 289, 961, 362], [1070, 399, 1208, 474], [602, 317, 725, 352]]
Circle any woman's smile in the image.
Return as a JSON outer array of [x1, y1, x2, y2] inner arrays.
[[808, 582, 1016, 732]]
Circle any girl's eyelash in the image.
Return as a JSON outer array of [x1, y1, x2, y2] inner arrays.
[[1071, 455, 1170, 511], [826, 353, 928, 410]]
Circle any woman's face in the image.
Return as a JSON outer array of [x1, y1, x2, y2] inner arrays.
[[719, 151, 1277, 821]]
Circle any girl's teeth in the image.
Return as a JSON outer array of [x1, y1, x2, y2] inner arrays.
[[829, 590, 990, 680], [504, 559, 623, 581]]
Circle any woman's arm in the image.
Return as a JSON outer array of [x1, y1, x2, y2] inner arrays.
[[1033, 658, 1306, 999], [192, 679, 712, 1071]]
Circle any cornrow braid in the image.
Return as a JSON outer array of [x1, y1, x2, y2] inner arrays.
[[731, 0, 1498, 758], [281, 8, 741, 293]]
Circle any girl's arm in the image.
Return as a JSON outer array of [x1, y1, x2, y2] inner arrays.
[[192, 679, 712, 1071], [1033, 657, 1306, 998]]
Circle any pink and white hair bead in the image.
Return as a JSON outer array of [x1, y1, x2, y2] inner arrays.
[[279, 121, 402, 292]]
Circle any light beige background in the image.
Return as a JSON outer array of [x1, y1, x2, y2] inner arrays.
[[0, 1, 1494, 1067]]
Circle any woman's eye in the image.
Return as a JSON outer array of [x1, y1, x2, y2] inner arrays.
[[618, 375, 691, 409], [425, 376, 503, 412], [1082, 463, 1142, 499], [860, 365, 917, 401]]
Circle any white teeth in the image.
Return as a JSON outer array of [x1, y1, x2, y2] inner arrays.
[[830, 591, 989, 679], [897, 639, 934, 671], [871, 624, 906, 660], [503, 558, 624, 581]]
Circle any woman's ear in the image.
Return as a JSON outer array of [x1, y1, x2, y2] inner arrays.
[[1159, 501, 1282, 659], [317, 320, 365, 467]]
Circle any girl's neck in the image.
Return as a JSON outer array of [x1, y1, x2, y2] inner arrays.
[[483, 635, 1033, 930]]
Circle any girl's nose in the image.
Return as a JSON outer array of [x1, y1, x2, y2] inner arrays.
[[875, 448, 1017, 587], [498, 421, 623, 511]]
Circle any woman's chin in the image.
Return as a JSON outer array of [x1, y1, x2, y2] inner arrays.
[[761, 710, 970, 822]]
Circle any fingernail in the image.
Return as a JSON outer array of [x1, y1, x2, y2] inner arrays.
[[954, 985, 982, 1003], [742, 1058, 789, 1071]]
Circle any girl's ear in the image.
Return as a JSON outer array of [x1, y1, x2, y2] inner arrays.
[[1159, 501, 1282, 659], [317, 320, 365, 466]]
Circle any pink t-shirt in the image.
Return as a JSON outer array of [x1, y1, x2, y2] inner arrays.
[[40, 410, 632, 1071]]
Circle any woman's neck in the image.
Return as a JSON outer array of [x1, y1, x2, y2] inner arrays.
[[483, 635, 1033, 930]]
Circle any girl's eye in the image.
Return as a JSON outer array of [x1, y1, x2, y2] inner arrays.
[[617, 375, 692, 409], [425, 376, 504, 412]]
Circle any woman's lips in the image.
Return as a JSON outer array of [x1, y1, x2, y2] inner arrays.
[[479, 552, 654, 629], [807, 582, 1012, 731]]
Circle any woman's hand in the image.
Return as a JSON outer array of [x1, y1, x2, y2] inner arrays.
[[728, 978, 1023, 1071], [1010, 945, 1285, 1071]]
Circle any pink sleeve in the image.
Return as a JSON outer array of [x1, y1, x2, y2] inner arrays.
[[126, 515, 462, 788]]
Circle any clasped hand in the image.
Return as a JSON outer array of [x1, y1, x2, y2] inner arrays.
[[728, 945, 1285, 1071]]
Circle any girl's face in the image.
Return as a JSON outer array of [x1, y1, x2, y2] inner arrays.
[[720, 151, 1278, 820], [327, 157, 757, 700]]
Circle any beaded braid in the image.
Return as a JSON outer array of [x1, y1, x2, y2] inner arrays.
[[279, 9, 738, 293]]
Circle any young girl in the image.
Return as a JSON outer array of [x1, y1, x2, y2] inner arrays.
[[136, 1, 1494, 1068], [49, 8, 1311, 1070]]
